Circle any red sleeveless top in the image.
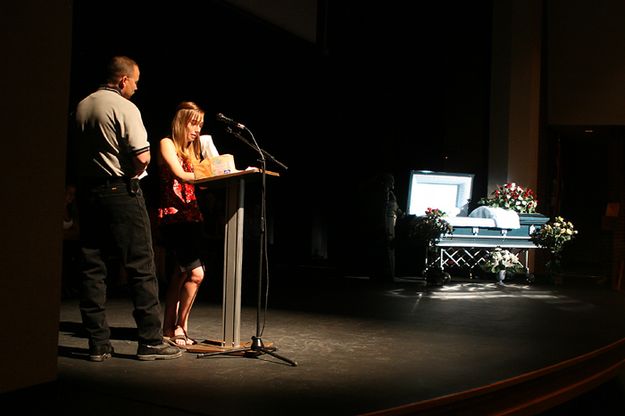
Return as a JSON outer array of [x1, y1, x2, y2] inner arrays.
[[157, 155, 203, 225]]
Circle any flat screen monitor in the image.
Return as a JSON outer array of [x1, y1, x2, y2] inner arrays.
[[407, 171, 474, 217]]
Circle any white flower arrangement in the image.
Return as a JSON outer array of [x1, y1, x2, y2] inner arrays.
[[481, 248, 525, 274]]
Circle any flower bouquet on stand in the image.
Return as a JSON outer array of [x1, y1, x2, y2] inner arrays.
[[406, 208, 453, 243], [405, 208, 453, 286], [478, 182, 538, 214], [481, 247, 526, 285], [530, 215, 578, 282]]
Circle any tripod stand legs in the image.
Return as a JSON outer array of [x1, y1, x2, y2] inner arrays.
[[246, 336, 298, 366], [196, 336, 298, 366]]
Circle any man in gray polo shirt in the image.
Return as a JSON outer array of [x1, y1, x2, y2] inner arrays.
[[75, 55, 182, 361]]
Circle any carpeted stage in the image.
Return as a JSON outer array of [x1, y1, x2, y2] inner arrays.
[[17, 271, 625, 415]]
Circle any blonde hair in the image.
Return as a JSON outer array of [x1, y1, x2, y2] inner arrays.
[[170, 101, 204, 162]]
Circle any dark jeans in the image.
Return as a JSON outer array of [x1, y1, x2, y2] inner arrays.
[[77, 179, 162, 348]]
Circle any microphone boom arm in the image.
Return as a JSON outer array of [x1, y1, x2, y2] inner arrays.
[[225, 127, 288, 170]]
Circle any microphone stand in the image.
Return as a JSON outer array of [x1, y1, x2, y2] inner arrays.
[[197, 125, 296, 366]]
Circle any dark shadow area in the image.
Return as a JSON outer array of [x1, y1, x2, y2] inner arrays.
[[58, 321, 138, 342], [541, 375, 625, 415]]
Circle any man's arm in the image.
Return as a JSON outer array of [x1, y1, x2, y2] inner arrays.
[[132, 149, 150, 177]]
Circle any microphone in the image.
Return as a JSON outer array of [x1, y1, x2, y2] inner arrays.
[[216, 113, 246, 129]]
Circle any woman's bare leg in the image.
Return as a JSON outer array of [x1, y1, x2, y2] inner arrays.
[[163, 268, 186, 338], [174, 265, 204, 344]]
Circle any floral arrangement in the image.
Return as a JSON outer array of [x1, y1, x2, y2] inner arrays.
[[407, 208, 453, 244], [478, 182, 538, 214], [481, 248, 525, 274], [530, 215, 578, 255]]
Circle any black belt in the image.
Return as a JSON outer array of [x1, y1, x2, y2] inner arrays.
[[81, 176, 128, 187]]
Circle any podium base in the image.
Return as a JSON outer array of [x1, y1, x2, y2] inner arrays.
[[186, 339, 273, 354]]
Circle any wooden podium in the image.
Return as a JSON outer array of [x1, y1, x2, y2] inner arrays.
[[191, 168, 278, 352]]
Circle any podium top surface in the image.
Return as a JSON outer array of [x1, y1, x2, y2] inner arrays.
[[193, 168, 279, 185]]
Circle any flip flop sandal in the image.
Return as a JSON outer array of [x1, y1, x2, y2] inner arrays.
[[164, 335, 188, 347], [176, 326, 198, 345]]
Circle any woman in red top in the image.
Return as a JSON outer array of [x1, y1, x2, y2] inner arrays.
[[158, 101, 207, 347]]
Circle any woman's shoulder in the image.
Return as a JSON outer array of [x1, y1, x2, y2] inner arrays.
[[159, 137, 176, 152], [158, 137, 180, 166]]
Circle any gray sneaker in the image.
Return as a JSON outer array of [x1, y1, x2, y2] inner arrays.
[[136, 342, 183, 361]]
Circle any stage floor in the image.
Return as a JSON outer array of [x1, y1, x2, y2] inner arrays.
[[25, 273, 625, 414]]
